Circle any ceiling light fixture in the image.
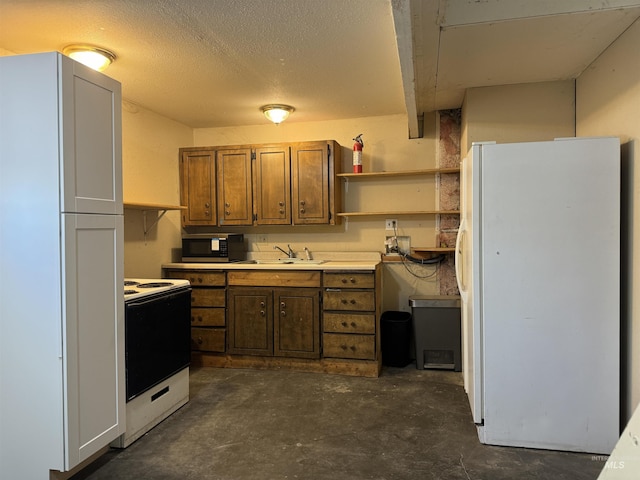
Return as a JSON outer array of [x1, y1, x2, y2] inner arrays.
[[261, 104, 295, 125], [62, 45, 116, 72]]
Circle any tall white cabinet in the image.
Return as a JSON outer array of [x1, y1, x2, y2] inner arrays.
[[0, 52, 124, 478]]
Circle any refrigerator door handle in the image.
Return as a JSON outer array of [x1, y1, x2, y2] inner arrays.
[[455, 219, 467, 300]]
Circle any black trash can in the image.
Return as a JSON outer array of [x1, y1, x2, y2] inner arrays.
[[381, 311, 412, 367]]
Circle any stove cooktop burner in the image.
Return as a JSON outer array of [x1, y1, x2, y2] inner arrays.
[[136, 282, 174, 288], [124, 289, 138, 295], [124, 280, 139, 286]]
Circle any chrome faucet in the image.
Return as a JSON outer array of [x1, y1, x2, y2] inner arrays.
[[304, 247, 312, 260], [274, 244, 295, 258]]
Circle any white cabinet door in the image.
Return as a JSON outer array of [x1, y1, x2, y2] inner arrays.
[[63, 213, 125, 468], [60, 54, 123, 215]]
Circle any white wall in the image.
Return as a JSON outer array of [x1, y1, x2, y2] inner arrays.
[[576, 17, 640, 423], [122, 101, 192, 277], [461, 80, 576, 156]]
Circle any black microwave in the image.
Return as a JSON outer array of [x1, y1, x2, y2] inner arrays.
[[181, 234, 246, 262]]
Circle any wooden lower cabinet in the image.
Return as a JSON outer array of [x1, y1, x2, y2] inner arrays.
[[227, 287, 320, 359], [165, 269, 227, 353], [322, 271, 380, 363], [164, 266, 381, 376]]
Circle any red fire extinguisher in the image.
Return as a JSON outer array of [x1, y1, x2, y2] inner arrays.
[[353, 134, 363, 173]]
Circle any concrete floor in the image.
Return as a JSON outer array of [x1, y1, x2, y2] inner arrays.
[[71, 365, 606, 480]]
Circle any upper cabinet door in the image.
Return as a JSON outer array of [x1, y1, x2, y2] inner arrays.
[[180, 149, 217, 226], [254, 145, 291, 225], [217, 148, 253, 226], [291, 141, 338, 225], [60, 54, 122, 215]]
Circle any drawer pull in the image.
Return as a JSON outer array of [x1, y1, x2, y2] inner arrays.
[[341, 321, 348, 327], [341, 344, 348, 350], [350, 277, 356, 283], [341, 299, 347, 304], [350, 346, 357, 351], [350, 299, 356, 304], [350, 322, 357, 327], [197, 337, 203, 345]]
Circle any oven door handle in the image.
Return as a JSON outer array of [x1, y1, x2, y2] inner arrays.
[[126, 288, 191, 307]]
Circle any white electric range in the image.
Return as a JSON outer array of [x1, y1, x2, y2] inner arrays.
[[113, 278, 192, 448]]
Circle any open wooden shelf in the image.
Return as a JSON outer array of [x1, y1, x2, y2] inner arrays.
[[336, 210, 459, 217], [124, 202, 187, 211], [337, 167, 459, 179]]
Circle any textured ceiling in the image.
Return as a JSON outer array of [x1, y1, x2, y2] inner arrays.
[[1, 0, 640, 133]]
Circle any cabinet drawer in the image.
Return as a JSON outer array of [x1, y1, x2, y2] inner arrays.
[[323, 272, 374, 289], [167, 270, 226, 287], [323, 313, 375, 334], [191, 307, 225, 327], [191, 288, 226, 307], [323, 333, 375, 360], [191, 327, 225, 352], [323, 290, 375, 311]]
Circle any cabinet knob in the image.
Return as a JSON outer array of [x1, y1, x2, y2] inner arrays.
[[341, 278, 347, 284], [197, 338, 203, 345], [350, 345, 357, 351], [279, 209, 284, 214], [300, 200, 306, 206], [225, 202, 230, 207], [350, 277, 356, 283], [341, 345, 348, 350], [260, 301, 265, 307], [350, 322, 357, 327], [341, 321, 348, 327], [280, 302, 286, 308], [300, 208, 305, 214], [341, 299, 347, 304], [279, 201, 284, 206], [260, 310, 265, 316], [225, 210, 231, 216], [205, 202, 210, 208], [281, 311, 286, 317], [350, 299, 356, 304], [205, 210, 210, 216]]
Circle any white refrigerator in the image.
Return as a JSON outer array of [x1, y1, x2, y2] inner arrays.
[[0, 52, 124, 478], [455, 137, 620, 454]]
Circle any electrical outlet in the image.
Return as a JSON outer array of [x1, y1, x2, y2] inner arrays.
[[385, 219, 397, 230]]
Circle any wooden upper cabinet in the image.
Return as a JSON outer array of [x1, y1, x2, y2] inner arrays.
[[291, 140, 340, 225], [180, 149, 216, 226], [253, 145, 291, 225], [217, 148, 253, 226], [179, 140, 340, 227]]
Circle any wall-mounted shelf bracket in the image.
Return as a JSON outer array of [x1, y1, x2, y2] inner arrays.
[[124, 202, 187, 240]]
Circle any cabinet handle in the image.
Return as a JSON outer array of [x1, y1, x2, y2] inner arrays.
[[279, 201, 284, 206], [260, 310, 265, 316], [279, 209, 284, 214], [205, 202, 210, 208], [350, 277, 356, 283], [260, 301, 265, 307], [300, 208, 305, 214], [341, 278, 347, 284], [350, 322, 357, 327], [205, 210, 210, 216], [341, 299, 347, 304], [300, 200, 306, 206], [280, 302, 286, 308], [225, 202, 230, 207], [350, 299, 356, 304], [341, 321, 348, 327], [281, 311, 286, 317], [225, 210, 231, 216]]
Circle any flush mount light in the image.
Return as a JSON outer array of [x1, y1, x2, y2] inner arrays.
[[261, 104, 295, 125], [62, 45, 116, 71]]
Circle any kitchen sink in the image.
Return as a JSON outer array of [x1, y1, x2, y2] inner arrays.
[[253, 258, 326, 265]]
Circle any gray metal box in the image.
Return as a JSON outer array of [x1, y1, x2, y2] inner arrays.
[[409, 295, 461, 371]]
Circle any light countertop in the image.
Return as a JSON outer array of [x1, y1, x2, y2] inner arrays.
[[163, 251, 381, 271]]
